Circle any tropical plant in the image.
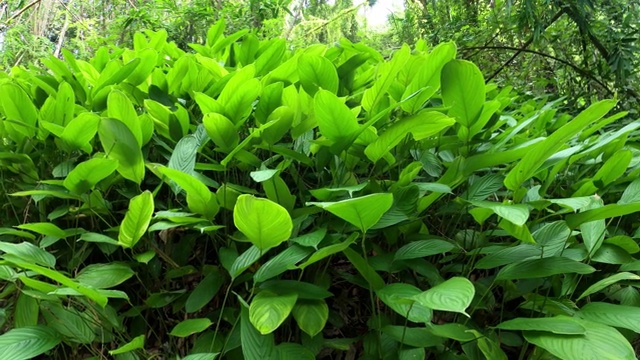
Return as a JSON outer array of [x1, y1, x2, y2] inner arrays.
[[0, 18, 639, 360]]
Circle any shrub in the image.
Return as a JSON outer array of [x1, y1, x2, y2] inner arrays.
[[0, 20, 639, 360]]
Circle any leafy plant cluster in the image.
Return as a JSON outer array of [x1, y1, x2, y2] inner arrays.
[[0, 20, 640, 360]]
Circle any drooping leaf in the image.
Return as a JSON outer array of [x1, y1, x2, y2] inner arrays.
[[63, 158, 119, 194], [291, 299, 329, 337], [578, 272, 640, 300], [377, 283, 432, 323]]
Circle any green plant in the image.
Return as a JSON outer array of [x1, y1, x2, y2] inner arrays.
[[0, 19, 639, 360]]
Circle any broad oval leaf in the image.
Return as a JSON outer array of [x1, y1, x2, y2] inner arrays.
[[441, 60, 485, 127], [154, 165, 219, 219], [291, 299, 329, 337], [75, 263, 135, 289], [307, 193, 393, 233], [249, 291, 298, 335], [410, 277, 475, 316], [99, 117, 145, 184], [298, 54, 339, 95], [118, 190, 154, 248], [579, 302, 640, 333], [314, 89, 360, 149], [63, 158, 119, 194], [233, 195, 293, 250]]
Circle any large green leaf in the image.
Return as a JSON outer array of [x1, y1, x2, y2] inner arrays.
[[364, 111, 455, 163], [298, 54, 339, 95], [577, 272, 640, 300], [0, 83, 38, 142], [496, 316, 586, 335], [63, 158, 119, 194], [107, 89, 142, 146], [525, 318, 635, 360], [441, 60, 485, 127], [249, 291, 297, 335], [291, 299, 329, 337], [314, 89, 360, 150], [394, 239, 456, 261], [0, 241, 56, 267], [60, 113, 100, 153], [579, 302, 640, 333], [153, 165, 219, 219], [504, 100, 616, 190], [203, 113, 239, 152], [98, 117, 145, 184], [0, 326, 61, 360], [118, 190, 154, 248], [75, 263, 135, 289], [410, 277, 475, 316], [307, 193, 393, 233], [241, 301, 275, 360], [469, 200, 530, 226], [233, 195, 293, 250], [496, 257, 595, 280]]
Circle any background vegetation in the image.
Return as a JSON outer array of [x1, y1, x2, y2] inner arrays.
[[0, 0, 639, 359]]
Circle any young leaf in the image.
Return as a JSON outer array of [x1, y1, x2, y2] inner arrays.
[[108, 334, 145, 355], [410, 277, 475, 316], [291, 299, 329, 337], [118, 191, 154, 248], [504, 100, 616, 190], [249, 291, 298, 335], [233, 195, 293, 250], [170, 318, 212, 337], [314, 89, 360, 150], [99, 117, 145, 184], [441, 60, 485, 127], [63, 158, 119, 194], [307, 193, 393, 233]]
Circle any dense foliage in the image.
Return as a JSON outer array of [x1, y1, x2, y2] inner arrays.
[[1, 16, 640, 360]]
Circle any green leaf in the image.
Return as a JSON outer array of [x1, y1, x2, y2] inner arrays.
[[307, 193, 393, 233], [40, 301, 95, 344], [254, 245, 312, 283], [0, 83, 38, 142], [233, 195, 293, 250], [410, 277, 475, 316], [297, 233, 357, 269], [566, 202, 640, 229], [153, 165, 219, 219], [0, 326, 61, 360], [578, 272, 640, 300], [0, 241, 56, 267], [343, 247, 385, 290], [496, 257, 596, 281], [441, 60, 485, 127], [291, 299, 329, 337], [170, 318, 212, 337], [394, 239, 455, 261], [580, 196, 606, 256], [203, 113, 239, 152], [249, 291, 297, 335], [298, 54, 339, 95], [99, 117, 145, 184], [504, 100, 616, 190], [63, 158, 119, 194], [108, 335, 145, 355], [381, 325, 444, 348], [15, 292, 38, 327], [496, 316, 586, 334], [185, 268, 225, 313], [118, 190, 154, 248], [377, 283, 432, 323], [258, 280, 333, 300], [364, 111, 455, 163], [469, 201, 530, 226], [61, 113, 100, 152], [314, 89, 360, 149], [619, 178, 640, 205], [241, 300, 275, 360], [362, 45, 410, 115], [229, 245, 263, 280], [579, 302, 640, 333], [75, 263, 135, 289], [3, 256, 108, 307], [108, 89, 142, 146], [525, 318, 635, 360]]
